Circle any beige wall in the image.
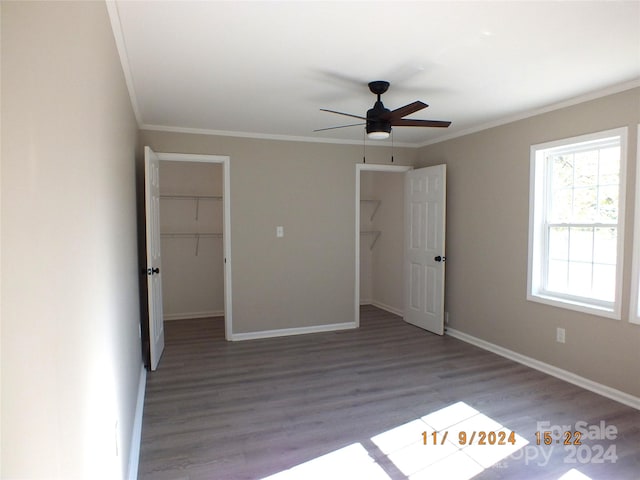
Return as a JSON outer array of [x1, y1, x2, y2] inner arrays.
[[371, 172, 405, 313], [1, 2, 141, 478], [140, 130, 418, 333], [159, 161, 225, 319], [417, 87, 640, 397]]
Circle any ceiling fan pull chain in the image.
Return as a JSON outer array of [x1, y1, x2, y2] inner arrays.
[[363, 128, 366, 163], [391, 129, 394, 163]]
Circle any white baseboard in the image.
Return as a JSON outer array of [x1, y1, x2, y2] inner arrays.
[[164, 310, 224, 321], [371, 301, 404, 318], [446, 328, 640, 411], [127, 364, 147, 480], [231, 322, 356, 341]]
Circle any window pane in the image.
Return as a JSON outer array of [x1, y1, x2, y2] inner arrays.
[[599, 147, 620, 185], [593, 227, 617, 265], [549, 227, 569, 260], [569, 227, 593, 263], [568, 261, 593, 298], [572, 187, 598, 222], [547, 259, 568, 293], [549, 189, 572, 222], [551, 154, 574, 188], [598, 185, 618, 222], [592, 264, 615, 302], [574, 150, 599, 187]]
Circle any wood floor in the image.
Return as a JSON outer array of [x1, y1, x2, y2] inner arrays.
[[138, 306, 640, 480]]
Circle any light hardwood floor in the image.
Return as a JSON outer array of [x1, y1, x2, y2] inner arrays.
[[138, 306, 640, 479]]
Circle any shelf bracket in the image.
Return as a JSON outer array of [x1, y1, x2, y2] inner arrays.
[[360, 230, 381, 250], [369, 231, 381, 250]]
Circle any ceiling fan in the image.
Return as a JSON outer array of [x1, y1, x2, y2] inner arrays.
[[315, 81, 451, 139]]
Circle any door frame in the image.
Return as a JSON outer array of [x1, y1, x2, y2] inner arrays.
[[157, 152, 233, 340], [354, 163, 412, 327]]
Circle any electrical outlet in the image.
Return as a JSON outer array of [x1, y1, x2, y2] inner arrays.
[[276, 226, 284, 238], [556, 327, 566, 344]]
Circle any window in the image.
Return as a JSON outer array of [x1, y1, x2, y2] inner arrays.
[[528, 128, 627, 319]]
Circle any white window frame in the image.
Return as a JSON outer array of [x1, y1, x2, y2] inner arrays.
[[629, 125, 640, 325], [527, 127, 627, 320]]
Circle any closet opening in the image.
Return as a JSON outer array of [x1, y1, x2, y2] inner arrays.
[[355, 164, 411, 327], [157, 153, 232, 340]]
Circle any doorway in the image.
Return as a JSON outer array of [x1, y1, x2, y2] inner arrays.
[[355, 164, 411, 327], [156, 152, 233, 340]]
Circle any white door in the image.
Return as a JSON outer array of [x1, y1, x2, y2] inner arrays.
[[145, 146, 165, 370], [404, 165, 446, 335]]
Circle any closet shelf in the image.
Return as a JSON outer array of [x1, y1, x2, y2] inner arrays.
[[360, 230, 381, 250], [360, 199, 381, 221], [160, 194, 222, 220], [160, 194, 222, 200], [160, 232, 223, 256], [161, 232, 222, 238]]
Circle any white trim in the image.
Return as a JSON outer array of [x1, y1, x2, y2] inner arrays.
[[230, 322, 356, 341], [155, 152, 234, 340], [127, 365, 146, 480], [419, 79, 640, 148], [629, 124, 640, 325], [164, 310, 224, 321], [105, 1, 143, 126], [527, 294, 619, 320], [371, 301, 404, 318], [355, 164, 412, 328], [446, 328, 640, 411], [142, 124, 416, 148]]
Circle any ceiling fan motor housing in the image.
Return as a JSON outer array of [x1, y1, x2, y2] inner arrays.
[[367, 100, 391, 136]]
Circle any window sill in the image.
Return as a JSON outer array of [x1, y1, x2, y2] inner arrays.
[[527, 292, 620, 320]]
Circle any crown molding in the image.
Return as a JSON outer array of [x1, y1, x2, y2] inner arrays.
[[105, 0, 143, 126], [139, 124, 417, 148], [417, 79, 640, 148]]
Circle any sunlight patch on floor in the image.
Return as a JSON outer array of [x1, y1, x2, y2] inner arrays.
[[262, 401, 528, 480], [557, 468, 593, 479], [261, 443, 390, 480], [373, 401, 528, 479]]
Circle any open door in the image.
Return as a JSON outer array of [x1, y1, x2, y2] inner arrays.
[[144, 146, 165, 370], [404, 165, 446, 335]]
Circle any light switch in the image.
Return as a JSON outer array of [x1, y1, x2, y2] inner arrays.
[[276, 226, 284, 238]]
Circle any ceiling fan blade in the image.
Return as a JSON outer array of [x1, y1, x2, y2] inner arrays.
[[391, 118, 451, 128], [314, 122, 365, 132], [320, 108, 367, 120], [381, 101, 428, 120]]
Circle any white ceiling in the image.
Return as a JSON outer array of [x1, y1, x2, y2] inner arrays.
[[109, 1, 640, 147]]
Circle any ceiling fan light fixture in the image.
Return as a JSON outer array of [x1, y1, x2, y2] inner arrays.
[[366, 119, 391, 140], [367, 130, 390, 140]]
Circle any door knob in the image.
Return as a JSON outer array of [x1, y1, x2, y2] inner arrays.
[[434, 256, 446, 262]]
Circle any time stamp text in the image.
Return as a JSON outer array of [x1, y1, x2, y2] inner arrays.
[[421, 420, 619, 465]]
